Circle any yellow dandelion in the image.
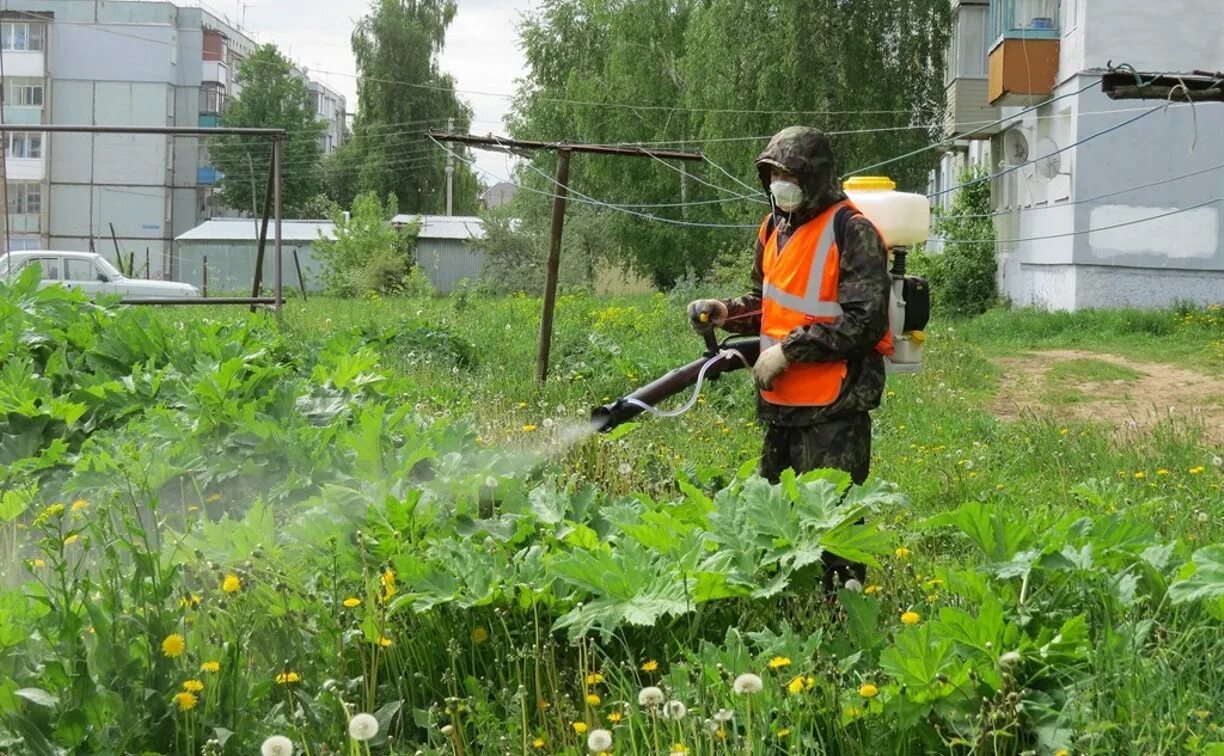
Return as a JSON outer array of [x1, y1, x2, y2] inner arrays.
[[342, 597, 361, 608], [767, 656, 791, 670], [532, 737, 546, 749], [71, 499, 88, 512], [845, 706, 863, 719], [1054, 750, 1069, 756], [206, 493, 222, 503], [172, 691, 197, 712], [221, 574, 241, 594], [518, 402, 529, 409], [572, 721, 588, 734], [607, 711, 623, 724], [858, 683, 879, 698], [585, 672, 605, 685], [275, 671, 301, 685], [182, 679, 204, 693], [777, 728, 791, 738], [641, 659, 659, 673], [894, 547, 911, 559], [1059, 428, 1069, 436], [585, 693, 601, 706], [1189, 466, 1205, 475], [787, 675, 806, 695], [1156, 468, 1170, 476], [471, 626, 489, 644], [381, 569, 396, 601], [379, 636, 393, 648], [670, 744, 689, 754], [900, 611, 921, 625], [201, 661, 220, 673], [864, 584, 882, 595], [1134, 471, 1146, 480], [31, 558, 47, 568], [715, 728, 727, 740], [522, 424, 538, 433], [63, 534, 80, 546], [537, 700, 551, 711], [161, 634, 186, 658]]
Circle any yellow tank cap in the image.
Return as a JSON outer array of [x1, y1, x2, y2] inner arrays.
[[843, 176, 896, 191]]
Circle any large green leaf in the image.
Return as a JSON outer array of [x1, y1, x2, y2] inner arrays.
[[1169, 545, 1224, 604]]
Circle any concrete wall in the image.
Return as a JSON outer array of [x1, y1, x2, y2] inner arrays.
[[1059, 0, 1224, 79]]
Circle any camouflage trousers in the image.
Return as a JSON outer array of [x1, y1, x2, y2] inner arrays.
[[759, 411, 871, 592]]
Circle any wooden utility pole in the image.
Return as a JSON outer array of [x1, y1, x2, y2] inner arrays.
[[427, 132, 703, 382]]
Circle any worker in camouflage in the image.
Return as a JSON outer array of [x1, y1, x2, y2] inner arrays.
[[687, 126, 891, 592]]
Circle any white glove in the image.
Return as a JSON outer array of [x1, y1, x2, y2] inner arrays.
[[753, 344, 788, 391], [687, 299, 727, 333]]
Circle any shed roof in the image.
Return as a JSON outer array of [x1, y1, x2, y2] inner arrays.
[[176, 215, 487, 243]]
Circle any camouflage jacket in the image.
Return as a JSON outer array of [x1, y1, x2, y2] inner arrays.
[[719, 127, 890, 427]]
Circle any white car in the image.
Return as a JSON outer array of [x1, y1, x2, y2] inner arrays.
[[0, 250, 200, 298]]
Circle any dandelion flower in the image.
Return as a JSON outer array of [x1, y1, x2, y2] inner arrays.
[[572, 721, 588, 734], [1134, 471, 1146, 480], [261, 735, 294, 756], [532, 737, 546, 749], [777, 728, 791, 738], [71, 499, 88, 512], [275, 671, 301, 685], [222, 574, 241, 593], [585, 693, 602, 706], [638, 686, 665, 706], [669, 744, 689, 755], [378, 636, 393, 648], [471, 626, 489, 644], [1053, 750, 1069, 756], [864, 584, 882, 595], [162, 633, 186, 658], [640, 659, 659, 673], [587, 729, 613, 752], [342, 597, 361, 608], [201, 661, 220, 673], [900, 611, 921, 625], [767, 656, 791, 670], [381, 569, 396, 600], [894, 547, 911, 559], [348, 713, 379, 741], [733, 673, 764, 695], [522, 424, 538, 433], [63, 534, 80, 546], [1189, 466, 1205, 475], [172, 691, 197, 711], [607, 711, 623, 724], [858, 683, 878, 698], [182, 679, 204, 693], [1156, 468, 1170, 476], [663, 701, 687, 720], [844, 578, 863, 593], [585, 672, 605, 685], [31, 558, 46, 568]]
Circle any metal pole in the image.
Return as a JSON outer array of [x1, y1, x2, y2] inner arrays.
[[273, 134, 283, 313], [445, 117, 454, 216], [536, 148, 570, 383]]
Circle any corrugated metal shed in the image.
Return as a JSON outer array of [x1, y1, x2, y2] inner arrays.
[[174, 215, 487, 294]]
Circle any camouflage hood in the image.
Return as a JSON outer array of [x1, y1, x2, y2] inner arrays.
[[756, 126, 847, 218]]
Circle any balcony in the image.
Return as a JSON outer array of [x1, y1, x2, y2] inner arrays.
[[987, 0, 1060, 106], [943, 1, 1001, 138], [203, 60, 229, 85], [197, 166, 221, 186]]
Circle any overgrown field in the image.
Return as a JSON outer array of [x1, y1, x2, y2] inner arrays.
[[2, 269, 1222, 755]]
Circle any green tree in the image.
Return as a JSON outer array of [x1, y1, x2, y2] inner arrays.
[[339, 0, 481, 214], [314, 192, 425, 296], [923, 170, 998, 317], [508, 0, 951, 288], [209, 44, 326, 218]]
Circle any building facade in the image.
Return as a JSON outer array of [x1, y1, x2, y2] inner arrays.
[[937, 0, 1224, 311], [1, 0, 345, 282]]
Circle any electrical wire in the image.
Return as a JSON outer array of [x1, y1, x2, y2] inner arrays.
[[940, 197, 1223, 244]]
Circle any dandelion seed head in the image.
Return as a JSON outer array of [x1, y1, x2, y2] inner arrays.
[[348, 713, 379, 741], [261, 736, 294, 756], [733, 673, 763, 694], [663, 700, 687, 720], [587, 729, 613, 752]]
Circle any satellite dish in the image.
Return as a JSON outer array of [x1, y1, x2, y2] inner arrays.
[[1003, 129, 1029, 166], [1037, 136, 1063, 179]]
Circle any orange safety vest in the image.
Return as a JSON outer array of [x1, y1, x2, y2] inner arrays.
[[758, 201, 893, 407]]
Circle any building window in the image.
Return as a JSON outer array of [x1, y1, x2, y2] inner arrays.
[[8, 182, 41, 215], [200, 84, 225, 114], [2, 78, 45, 108], [1, 22, 46, 51], [5, 131, 43, 159], [4, 237, 41, 252], [990, 0, 1059, 43]]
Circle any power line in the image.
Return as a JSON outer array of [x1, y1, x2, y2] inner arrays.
[[940, 197, 1223, 244]]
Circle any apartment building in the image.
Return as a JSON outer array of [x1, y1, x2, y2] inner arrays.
[[1, 0, 345, 281], [936, 0, 1224, 311]]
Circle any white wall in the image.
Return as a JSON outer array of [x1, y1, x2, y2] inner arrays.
[[1062, 0, 1224, 76]]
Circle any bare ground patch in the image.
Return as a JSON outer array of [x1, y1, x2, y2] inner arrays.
[[992, 349, 1224, 445]]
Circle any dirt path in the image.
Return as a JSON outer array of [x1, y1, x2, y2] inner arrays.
[[992, 349, 1224, 445]]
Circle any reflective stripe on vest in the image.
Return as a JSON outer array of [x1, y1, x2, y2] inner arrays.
[[761, 214, 845, 319]]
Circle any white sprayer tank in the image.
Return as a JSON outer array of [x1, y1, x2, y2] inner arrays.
[[843, 176, 929, 374], [843, 176, 929, 247]]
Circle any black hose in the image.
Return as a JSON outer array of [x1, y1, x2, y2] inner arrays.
[[590, 337, 761, 433]]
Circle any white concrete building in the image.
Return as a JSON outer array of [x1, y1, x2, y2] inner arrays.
[[937, 0, 1224, 310], [0, 1, 344, 282]]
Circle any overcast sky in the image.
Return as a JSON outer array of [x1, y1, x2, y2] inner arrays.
[[237, 0, 538, 183]]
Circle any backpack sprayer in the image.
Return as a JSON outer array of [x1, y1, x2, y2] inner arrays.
[[590, 177, 930, 434]]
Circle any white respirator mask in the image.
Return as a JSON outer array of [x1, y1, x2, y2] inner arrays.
[[769, 180, 804, 213]]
